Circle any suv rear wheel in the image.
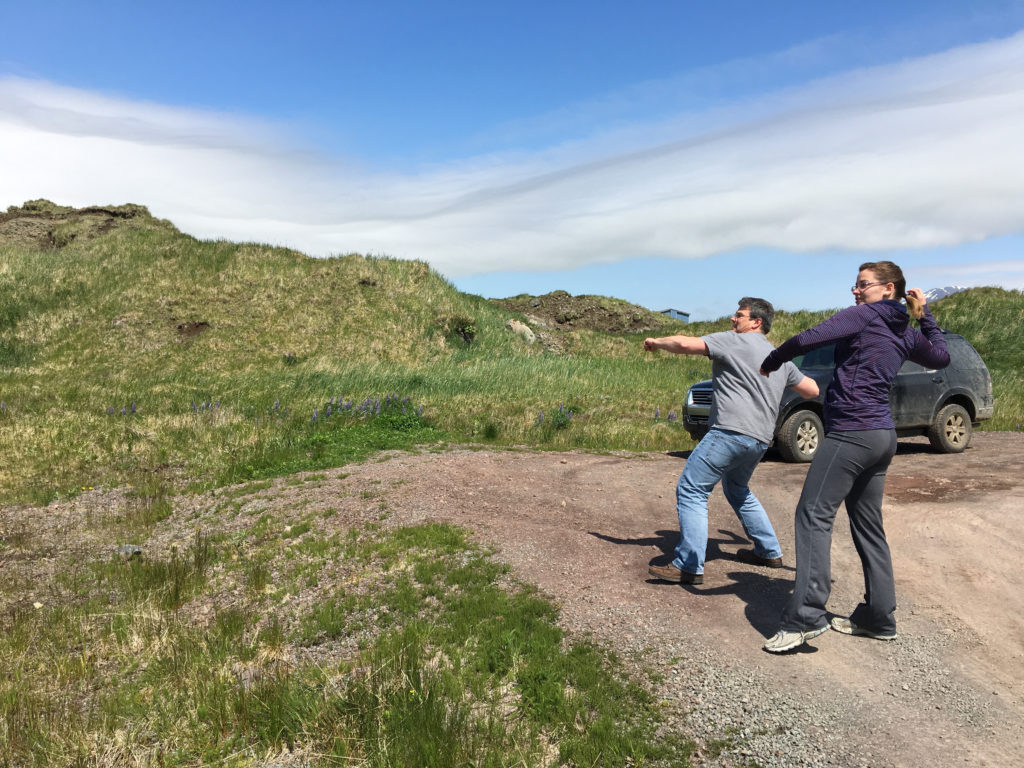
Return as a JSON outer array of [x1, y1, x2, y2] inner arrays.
[[928, 403, 972, 453], [777, 410, 823, 463]]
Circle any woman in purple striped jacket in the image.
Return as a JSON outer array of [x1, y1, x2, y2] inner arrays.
[[758, 261, 950, 653]]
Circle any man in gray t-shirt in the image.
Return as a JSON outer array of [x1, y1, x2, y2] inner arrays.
[[644, 298, 818, 584]]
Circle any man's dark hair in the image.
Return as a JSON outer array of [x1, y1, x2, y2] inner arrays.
[[738, 297, 774, 334]]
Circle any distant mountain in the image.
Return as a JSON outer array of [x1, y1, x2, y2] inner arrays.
[[924, 285, 970, 302]]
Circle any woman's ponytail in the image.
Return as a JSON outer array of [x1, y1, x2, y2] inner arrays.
[[905, 292, 925, 320]]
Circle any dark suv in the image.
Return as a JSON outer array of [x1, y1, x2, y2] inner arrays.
[[682, 331, 993, 462]]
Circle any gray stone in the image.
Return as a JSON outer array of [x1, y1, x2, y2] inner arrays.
[[506, 318, 536, 344]]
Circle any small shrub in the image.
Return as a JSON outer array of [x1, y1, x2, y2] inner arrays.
[[438, 315, 477, 346]]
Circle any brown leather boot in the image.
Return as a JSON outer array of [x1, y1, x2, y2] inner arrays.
[[647, 563, 703, 584], [736, 548, 783, 568]]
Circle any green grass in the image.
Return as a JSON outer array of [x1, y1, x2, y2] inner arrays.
[[925, 286, 1024, 430], [0, 224, 701, 505], [0, 511, 694, 767], [2, 220, 1021, 503]]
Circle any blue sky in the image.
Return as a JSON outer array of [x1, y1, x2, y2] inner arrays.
[[3, 1, 1024, 319]]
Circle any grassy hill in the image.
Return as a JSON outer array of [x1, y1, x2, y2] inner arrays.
[[2, 200, 1022, 767], [1, 200, 1021, 505]]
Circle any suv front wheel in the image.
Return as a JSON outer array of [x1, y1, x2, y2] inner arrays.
[[776, 409, 823, 463], [928, 403, 972, 453]]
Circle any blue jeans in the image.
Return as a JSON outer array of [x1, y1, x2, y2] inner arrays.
[[673, 428, 780, 575]]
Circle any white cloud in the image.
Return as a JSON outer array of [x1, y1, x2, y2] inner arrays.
[[3, 30, 1024, 281], [914, 259, 1024, 290]]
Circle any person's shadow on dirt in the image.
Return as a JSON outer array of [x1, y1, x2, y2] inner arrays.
[[665, 450, 693, 460], [589, 527, 813, 650], [696, 571, 804, 641], [591, 526, 787, 572]]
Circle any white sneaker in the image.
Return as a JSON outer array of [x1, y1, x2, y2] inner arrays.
[[763, 625, 828, 653], [829, 616, 897, 641]]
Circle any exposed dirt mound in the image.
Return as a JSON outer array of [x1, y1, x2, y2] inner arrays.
[[0, 199, 177, 250], [492, 290, 683, 334]]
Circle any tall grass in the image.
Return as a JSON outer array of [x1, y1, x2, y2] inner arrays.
[[2, 223, 1021, 503], [928, 286, 1024, 430], [0, 227, 700, 504], [0, 512, 694, 767]]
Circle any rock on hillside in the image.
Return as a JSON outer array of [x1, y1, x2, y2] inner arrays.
[[0, 199, 177, 250], [492, 290, 682, 335]]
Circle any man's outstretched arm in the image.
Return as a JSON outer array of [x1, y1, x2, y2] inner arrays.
[[789, 375, 819, 399], [643, 335, 708, 356]]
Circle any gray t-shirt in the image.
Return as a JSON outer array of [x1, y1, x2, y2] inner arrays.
[[702, 331, 804, 444]]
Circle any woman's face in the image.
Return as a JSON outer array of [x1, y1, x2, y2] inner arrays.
[[852, 269, 894, 305]]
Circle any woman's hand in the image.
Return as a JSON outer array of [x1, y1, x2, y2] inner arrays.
[[906, 287, 927, 307]]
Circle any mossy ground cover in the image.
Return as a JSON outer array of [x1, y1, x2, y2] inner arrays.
[[0, 482, 694, 767], [0, 218, 705, 506], [4, 205, 1018, 506]]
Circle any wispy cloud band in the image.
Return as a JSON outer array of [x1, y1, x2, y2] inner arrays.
[[2, 31, 1024, 280]]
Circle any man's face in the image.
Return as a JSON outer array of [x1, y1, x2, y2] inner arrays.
[[731, 307, 760, 333]]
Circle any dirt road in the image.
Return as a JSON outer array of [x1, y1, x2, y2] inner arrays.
[[351, 432, 1024, 767]]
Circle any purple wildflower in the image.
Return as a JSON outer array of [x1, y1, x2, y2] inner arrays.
[[325, 405, 332, 417], [312, 408, 318, 422], [538, 410, 544, 424], [108, 407, 115, 415], [667, 411, 677, 423], [130, 402, 136, 414], [417, 405, 423, 417]]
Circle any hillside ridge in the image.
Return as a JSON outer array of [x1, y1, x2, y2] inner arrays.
[[1, 199, 680, 337], [491, 290, 681, 334], [0, 198, 1021, 505], [1, 198, 176, 250]]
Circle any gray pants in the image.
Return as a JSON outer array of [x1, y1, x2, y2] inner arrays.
[[780, 429, 898, 634]]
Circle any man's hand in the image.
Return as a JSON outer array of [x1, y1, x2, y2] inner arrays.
[[644, 338, 658, 352]]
